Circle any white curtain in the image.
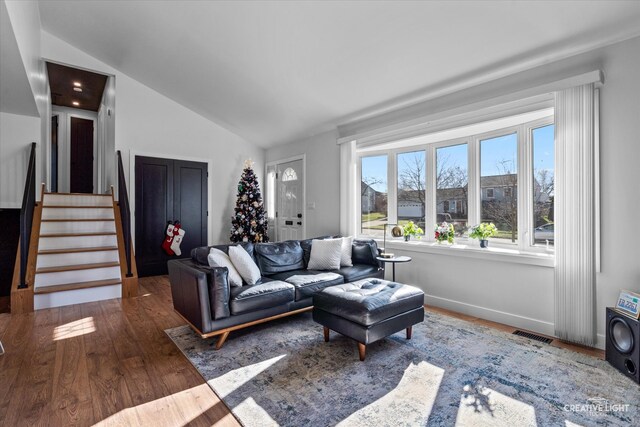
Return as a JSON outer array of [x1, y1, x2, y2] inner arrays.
[[339, 140, 357, 237], [554, 84, 596, 346]]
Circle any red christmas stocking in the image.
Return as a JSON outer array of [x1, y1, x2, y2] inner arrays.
[[162, 223, 175, 255]]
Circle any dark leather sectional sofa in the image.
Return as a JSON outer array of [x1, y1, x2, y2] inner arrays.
[[167, 237, 383, 349]]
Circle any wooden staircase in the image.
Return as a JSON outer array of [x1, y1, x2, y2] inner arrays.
[[11, 191, 138, 313]]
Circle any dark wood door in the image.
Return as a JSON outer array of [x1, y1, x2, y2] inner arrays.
[[173, 160, 208, 258], [135, 156, 208, 277], [70, 117, 93, 193], [51, 116, 58, 192]]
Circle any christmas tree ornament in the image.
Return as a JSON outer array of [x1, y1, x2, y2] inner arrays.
[[230, 160, 269, 243]]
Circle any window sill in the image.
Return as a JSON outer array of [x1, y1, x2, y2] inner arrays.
[[375, 238, 555, 268]]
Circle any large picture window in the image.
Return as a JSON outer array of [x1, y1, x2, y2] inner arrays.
[[360, 155, 388, 237], [480, 133, 518, 242], [356, 111, 555, 253], [436, 143, 468, 235], [397, 151, 426, 232], [532, 124, 555, 246]]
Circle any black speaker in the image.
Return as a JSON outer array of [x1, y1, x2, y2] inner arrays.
[[606, 307, 640, 383]]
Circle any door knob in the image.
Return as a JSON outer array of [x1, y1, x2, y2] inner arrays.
[[297, 213, 302, 218], [297, 222, 302, 225]]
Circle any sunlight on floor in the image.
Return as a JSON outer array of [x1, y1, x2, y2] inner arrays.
[[53, 317, 96, 341], [92, 383, 231, 426], [337, 361, 445, 426], [455, 384, 537, 427], [235, 397, 278, 427], [209, 354, 287, 399]]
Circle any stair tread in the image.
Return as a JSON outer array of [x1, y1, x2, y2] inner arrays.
[[36, 261, 120, 274], [41, 218, 115, 222], [45, 192, 111, 197], [34, 278, 122, 294], [40, 232, 117, 238], [44, 205, 114, 209], [39, 246, 119, 255]]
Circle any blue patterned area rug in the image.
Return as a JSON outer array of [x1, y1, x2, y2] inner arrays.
[[165, 311, 639, 426]]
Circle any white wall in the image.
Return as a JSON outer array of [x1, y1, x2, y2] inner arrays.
[[1, 1, 48, 204], [594, 36, 640, 347], [41, 31, 264, 245], [266, 130, 341, 238], [3, 0, 47, 117], [274, 36, 640, 348], [0, 112, 41, 207], [97, 75, 116, 194]]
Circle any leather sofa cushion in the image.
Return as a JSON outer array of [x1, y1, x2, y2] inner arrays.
[[269, 269, 344, 301], [332, 264, 382, 282], [254, 241, 305, 275], [351, 239, 380, 267], [191, 242, 255, 266], [230, 281, 295, 315], [313, 279, 424, 326]]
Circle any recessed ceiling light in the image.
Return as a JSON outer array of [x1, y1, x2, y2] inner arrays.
[[73, 87, 83, 92], [73, 82, 82, 87], [72, 101, 80, 106]]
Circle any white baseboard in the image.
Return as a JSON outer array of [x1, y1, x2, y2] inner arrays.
[[426, 294, 556, 337], [596, 334, 606, 350], [426, 294, 607, 350]]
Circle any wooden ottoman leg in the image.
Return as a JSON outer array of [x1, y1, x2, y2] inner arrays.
[[323, 327, 330, 342], [406, 326, 412, 340], [358, 342, 366, 361]]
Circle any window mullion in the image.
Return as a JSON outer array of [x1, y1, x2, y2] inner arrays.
[[468, 138, 480, 228], [388, 152, 398, 225], [518, 125, 531, 250], [426, 144, 436, 241]]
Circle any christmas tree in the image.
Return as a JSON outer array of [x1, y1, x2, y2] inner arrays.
[[230, 159, 269, 243]]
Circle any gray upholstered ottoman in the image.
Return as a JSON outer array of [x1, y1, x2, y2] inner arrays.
[[312, 278, 425, 360]]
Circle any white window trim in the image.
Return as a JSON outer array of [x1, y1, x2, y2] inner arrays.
[[356, 113, 556, 260]]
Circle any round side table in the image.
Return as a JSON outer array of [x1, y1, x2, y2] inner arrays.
[[376, 255, 412, 282]]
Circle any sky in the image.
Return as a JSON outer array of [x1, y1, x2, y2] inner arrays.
[[361, 124, 555, 192]]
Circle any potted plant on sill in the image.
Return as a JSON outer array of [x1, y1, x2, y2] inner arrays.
[[469, 223, 498, 248], [435, 222, 455, 244], [402, 221, 424, 241]]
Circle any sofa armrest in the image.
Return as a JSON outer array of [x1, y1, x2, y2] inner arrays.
[[168, 259, 230, 335]]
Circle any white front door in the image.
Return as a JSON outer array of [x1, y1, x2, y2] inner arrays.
[[276, 159, 304, 241]]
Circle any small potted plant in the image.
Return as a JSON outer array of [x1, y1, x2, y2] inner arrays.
[[469, 223, 498, 248], [402, 221, 424, 241], [435, 222, 455, 244]]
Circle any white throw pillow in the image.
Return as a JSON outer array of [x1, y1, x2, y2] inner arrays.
[[208, 248, 243, 288], [340, 236, 354, 267], [228, 245, 262, 285], [308, 238, 343, 270]]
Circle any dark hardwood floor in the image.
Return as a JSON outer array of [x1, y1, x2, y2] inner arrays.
[[0, 276, 239, 427], [0, 276, 604, 426]]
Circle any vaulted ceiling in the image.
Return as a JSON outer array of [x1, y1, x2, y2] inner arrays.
[[38, 1, 640, 147]]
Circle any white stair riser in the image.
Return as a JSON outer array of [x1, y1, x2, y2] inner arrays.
[[38, 234, 118, 250], [35, 266, 121, 287], [43, 194, 112, 207], [40, 221, 116, 234], [42, 207, 115, 220], [37, 250, 119, 269], [34, 284, 122, 310]]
